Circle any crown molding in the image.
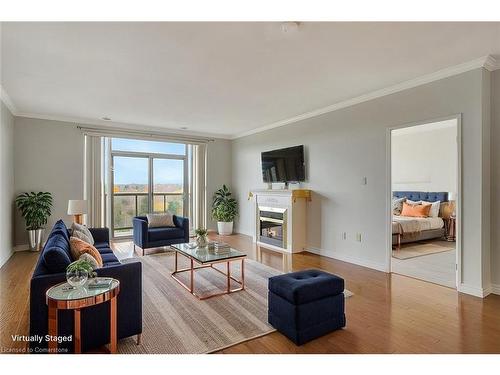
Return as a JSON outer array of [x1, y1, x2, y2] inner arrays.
[[0, 85, 18, 115], [484, 55, 500, 71], [232, 55, 498, 139]]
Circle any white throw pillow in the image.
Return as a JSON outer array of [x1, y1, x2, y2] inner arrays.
[[147, 213, 175, 228], [71, 222, 95, 245], [421, 200, 441, 218], [406, 199, 422, 205], [72, 229, 93, 244]]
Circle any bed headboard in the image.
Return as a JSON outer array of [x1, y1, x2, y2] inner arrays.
[[393, 191, 448, 202]]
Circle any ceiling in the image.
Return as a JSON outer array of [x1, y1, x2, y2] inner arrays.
[[1, 22, 500, 138]]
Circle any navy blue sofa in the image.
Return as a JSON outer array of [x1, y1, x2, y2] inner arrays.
[[132, 215, 189, 255], [29, 219, 142, 353]]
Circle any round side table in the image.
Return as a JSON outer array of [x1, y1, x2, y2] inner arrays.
[[46, 278, 120, 354]]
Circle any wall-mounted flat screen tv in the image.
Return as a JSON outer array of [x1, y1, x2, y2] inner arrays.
[[261, 145, 305, 183]]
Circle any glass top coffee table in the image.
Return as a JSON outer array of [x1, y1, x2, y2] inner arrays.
[[170, 243, 246, 300]]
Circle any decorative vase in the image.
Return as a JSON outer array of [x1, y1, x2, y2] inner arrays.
[[196, 235, 208, 247], [66, 269, 89, 288], [28, 229, 44, 251], [217, 221, 233, 236]]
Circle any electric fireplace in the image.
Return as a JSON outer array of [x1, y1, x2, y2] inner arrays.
[[259, 206, 287, 248]]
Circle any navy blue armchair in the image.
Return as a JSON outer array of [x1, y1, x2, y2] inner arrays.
[[29, 220, 142, 353], [133, 215, 189, 256]]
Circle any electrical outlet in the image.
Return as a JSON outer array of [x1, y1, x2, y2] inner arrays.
[[356, 233, 362, 242], [342, 232, 347, 240]]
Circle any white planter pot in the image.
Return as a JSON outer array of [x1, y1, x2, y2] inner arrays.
[[217, 221, 233, 236]]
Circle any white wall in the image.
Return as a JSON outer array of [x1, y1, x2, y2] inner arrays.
[[392, 122, 457, 193], [0, 101, 15, 267], [206, 139, 232, 230], [491, 70, 500, 289], [13, 117, 85, 246], [231, 68, 490, 295]]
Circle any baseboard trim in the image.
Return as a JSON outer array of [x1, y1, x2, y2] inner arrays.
[[458, 283, 492, 298], [306, 246, 388, 273], [491, 284, 500, 295], [14, 244, 30, 252]]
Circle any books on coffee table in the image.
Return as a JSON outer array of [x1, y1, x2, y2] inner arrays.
[[87, 277, 113, 289]]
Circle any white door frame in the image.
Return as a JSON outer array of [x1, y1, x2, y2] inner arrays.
[[385, 114, 462, 288]]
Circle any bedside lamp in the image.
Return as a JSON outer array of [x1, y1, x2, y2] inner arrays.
[[448, 192, 456, 217], [67, 200, 88, 224]]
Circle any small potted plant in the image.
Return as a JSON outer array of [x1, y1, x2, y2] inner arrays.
[[66, 259, 97, 288], [212, 185, 238, 236], [15, 192, 53, 251], [195, 228, 208, 247]]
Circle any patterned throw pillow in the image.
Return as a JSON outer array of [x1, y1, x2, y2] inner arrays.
[[69, 236, 103, 267], [147, 213, 175, 228], [392, 197, 406, 215], [71, 222, 95, 245]]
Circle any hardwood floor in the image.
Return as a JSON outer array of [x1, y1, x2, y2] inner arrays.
[[1, 233, 500, 354]]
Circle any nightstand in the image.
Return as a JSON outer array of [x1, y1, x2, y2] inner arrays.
[[445, 216, 456, 242]]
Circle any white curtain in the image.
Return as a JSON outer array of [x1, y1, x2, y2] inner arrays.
[[190, 143, 207, 231], [84, 135, 104, 227]]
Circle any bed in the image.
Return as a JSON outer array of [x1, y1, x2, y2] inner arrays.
[[392, 191, 448, 249]]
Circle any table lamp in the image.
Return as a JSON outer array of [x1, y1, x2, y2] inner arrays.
[[67, 200, 88, 224]]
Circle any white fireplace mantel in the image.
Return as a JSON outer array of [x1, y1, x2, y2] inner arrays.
[[248, 189, 311, 253]]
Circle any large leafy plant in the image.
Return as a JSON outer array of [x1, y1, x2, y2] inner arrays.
[[212, 185, 238, 222], [15, 192, 53, 230]]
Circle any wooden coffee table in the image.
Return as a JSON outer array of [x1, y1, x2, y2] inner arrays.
[[170, 243, 246, 300]]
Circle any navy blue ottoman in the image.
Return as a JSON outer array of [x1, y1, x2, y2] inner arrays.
[[268, 269, 346, 345]]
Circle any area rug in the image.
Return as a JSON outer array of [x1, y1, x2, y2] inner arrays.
[[392, 241, 455, 260], [119, 251, 353, 353]]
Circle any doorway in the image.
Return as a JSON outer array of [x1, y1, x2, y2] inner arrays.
[[388, 116, 460, 288]]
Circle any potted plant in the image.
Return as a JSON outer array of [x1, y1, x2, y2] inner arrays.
[[195, 228, 208, 247], [66, 259, 97, 288], [212, 185, 238, 236], [15, 192, 53, 251]]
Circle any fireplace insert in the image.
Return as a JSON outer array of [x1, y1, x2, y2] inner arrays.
[[259, 207, 287, 248]]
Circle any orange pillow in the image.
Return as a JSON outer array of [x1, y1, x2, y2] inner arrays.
[[69, 237, 103, 267], [400, 202, 432, 218]]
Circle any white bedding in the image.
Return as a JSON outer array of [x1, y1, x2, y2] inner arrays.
[[392, 216, 444, 234]]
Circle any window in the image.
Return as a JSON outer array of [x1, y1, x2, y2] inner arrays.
[[108, 138, 189, 237]]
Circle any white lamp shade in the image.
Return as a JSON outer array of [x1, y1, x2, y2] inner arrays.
[[67, 200, 88, 215]]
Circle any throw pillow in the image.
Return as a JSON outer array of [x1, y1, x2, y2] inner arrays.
[[71, 222, 95, 245], [79, 252, 100, 269], [72, 229, 93, 244], [392, 197, 406, 216], [69, 236, 103, 267], [147, 213, 175, 228], [406, 199, 422, 205], [421, 200, 441, 218], [400, 202, 432, 218]]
